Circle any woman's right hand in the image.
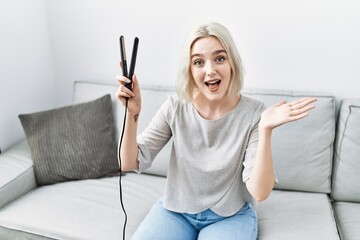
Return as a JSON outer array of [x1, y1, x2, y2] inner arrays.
[[116, 73, 142, 114]]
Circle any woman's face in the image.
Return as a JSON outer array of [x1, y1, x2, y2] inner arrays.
[[190, 36, 232, 103]]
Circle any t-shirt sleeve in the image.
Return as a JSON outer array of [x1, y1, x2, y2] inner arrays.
[[242, 117, 261, 183], [242, 103, 279, 184], [136, 96, 173, 173]]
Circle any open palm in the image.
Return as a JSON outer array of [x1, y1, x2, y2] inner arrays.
[[260, 97, 317, 130]]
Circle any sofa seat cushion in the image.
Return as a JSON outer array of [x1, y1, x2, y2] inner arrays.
[[0, 173, 165, 240], [255, 190, 339, 240], [333, 202, 360, 240]]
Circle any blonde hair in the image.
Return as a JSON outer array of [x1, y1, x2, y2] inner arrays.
[[176, 22, 244, 102]]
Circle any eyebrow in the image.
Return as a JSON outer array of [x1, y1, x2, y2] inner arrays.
[[191, 50, 227, 59]]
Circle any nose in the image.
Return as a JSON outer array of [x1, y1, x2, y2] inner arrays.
[[205, 61, 216, 77]]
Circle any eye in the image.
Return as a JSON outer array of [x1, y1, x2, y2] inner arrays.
[[193, 59, 204, 66], [215, 56, 226, 63]]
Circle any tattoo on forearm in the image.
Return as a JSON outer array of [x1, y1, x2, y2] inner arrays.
[[134, 114, 139, 123]]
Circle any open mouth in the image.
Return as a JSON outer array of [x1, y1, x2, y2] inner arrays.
[[205, 80, 221, 91]]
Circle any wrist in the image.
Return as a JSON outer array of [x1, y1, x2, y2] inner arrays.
[[127, 106, 141, 115], [258, 124, 273, 136], [126, 110, 140, 123]]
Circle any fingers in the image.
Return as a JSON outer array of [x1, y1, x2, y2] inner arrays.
[[116, 74, 131, 85], [287, 97, 317, 121], [290, 104, 315, 117], [288, 111, 310, 122], [116, 75, 135, 104], [132, 74, 138, 87], [273, 97, 316, 121], [288, 97, 317, 110], [274, 100, 287, 107]]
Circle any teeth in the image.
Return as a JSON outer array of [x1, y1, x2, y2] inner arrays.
[[205, 80, 221, 89], [205, 80, 220, 84]]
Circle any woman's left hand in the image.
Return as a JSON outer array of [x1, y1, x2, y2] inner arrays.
[[259, 97, 317, 131]]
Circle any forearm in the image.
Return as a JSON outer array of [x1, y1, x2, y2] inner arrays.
[[246, 128, 275, 201], [120, 111, 140, 171]]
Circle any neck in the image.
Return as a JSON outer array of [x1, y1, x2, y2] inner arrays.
[[192, 94, 240, 120]]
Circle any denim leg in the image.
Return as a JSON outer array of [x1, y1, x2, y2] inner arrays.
[[131, 199, 197, 240], [197, 202, 258, 240]]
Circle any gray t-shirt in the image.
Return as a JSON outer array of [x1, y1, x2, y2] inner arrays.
[[137, 94, 265, 217]]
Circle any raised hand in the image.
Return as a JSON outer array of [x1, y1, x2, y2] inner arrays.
[[259, 97, 317, 131], [116, 73, 142, 114]]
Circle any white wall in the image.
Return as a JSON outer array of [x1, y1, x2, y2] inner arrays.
[[0, 0, 55, 152], [45, 0, 360, 107], [1, 0, 359, 151]]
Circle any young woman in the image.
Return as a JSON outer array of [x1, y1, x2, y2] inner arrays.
[[116, 22, 316, 240]]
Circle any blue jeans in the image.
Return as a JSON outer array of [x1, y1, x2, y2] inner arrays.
[[131, 198, 258, 240]]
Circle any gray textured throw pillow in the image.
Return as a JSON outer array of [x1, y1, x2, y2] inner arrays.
[[19, 94, 119, 186]]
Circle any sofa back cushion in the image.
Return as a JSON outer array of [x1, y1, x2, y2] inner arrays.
[[243, 89, 336, 193], [332, 99, 360, 202]]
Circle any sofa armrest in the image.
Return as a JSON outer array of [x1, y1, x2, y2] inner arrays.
[[0, 140, 37, 209]]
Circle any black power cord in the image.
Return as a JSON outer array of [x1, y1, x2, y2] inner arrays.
[[118, 35, 139, 240], [117, 98, 129, 240]]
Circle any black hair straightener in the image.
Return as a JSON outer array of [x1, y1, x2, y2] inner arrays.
[[119, 36, 139, 90], [118, 36, 139, 240]]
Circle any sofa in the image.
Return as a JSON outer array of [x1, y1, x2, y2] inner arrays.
[[0, 80, 359, 240]]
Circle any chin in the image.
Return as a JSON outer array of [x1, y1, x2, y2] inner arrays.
[[205, 91, 227, 102]]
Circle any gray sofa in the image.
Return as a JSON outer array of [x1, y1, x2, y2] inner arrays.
[[0, 81, 359, 240]]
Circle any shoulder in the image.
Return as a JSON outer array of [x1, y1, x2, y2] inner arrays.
[[239, 95, 266, 126], [163, 93, 181, 111], [166, 93, 191, 110], [240, 94, 266, 114], [158, 93, 186, 118]]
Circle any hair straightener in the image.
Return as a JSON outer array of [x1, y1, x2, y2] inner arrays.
[[118, 36, 139, 240], [119, 36, 139, 90]]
